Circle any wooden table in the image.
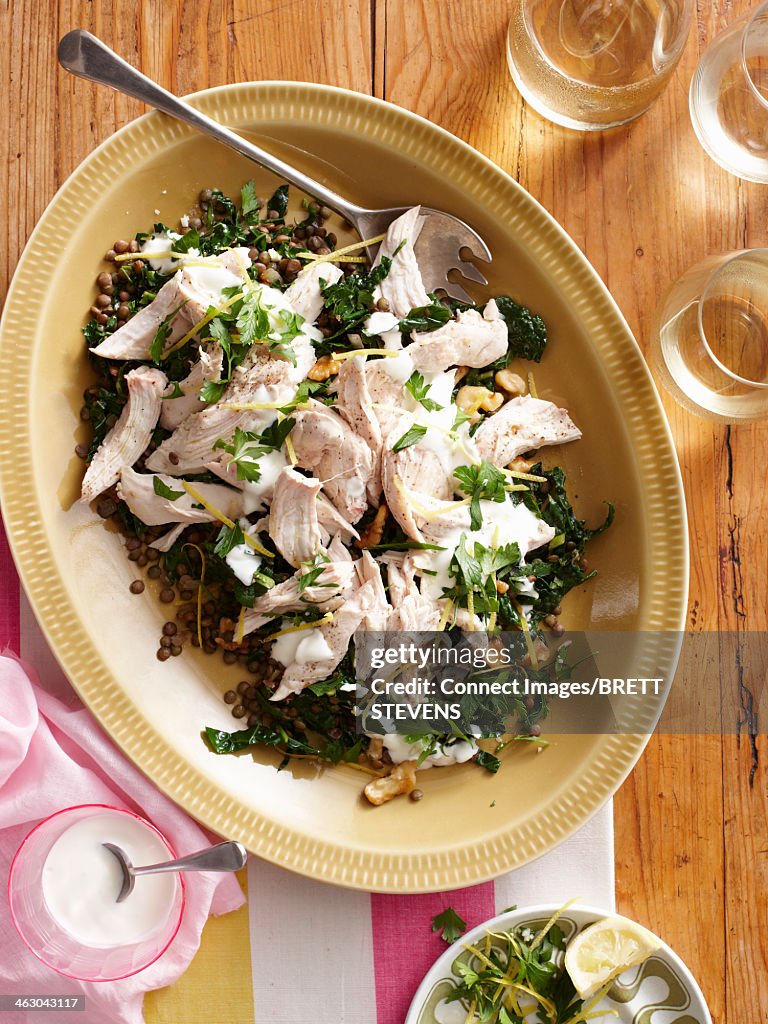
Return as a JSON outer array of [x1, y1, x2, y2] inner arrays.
[[2, 3, 766, 1020]]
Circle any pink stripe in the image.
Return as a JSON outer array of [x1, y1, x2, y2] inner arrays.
[[0, 516, 20, 651], [372, 882, 496, 1024]]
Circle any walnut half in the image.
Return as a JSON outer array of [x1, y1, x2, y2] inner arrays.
[[307, 354, 341, 381], [356, 504, 389, 549], [455, 385, 503, 424], [364, 760, 418, 806]]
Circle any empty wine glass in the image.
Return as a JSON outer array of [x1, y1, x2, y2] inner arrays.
[[690, 2, 768, 182], [650, 249, 768, 422], [506, 0, 693, 131]]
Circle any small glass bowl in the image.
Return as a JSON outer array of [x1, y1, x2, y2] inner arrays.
[[8, 804, 185, 982]]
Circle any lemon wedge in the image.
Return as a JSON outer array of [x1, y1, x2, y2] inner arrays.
[[564, 914, 661, 998]]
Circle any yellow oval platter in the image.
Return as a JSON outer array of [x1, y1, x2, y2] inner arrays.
[[0, 82, 688, 891]]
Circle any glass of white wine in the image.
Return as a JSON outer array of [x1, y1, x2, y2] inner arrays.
[[690, 2, 768, 182], [651, 250, 768, 422], [506, 0, 693, 130]]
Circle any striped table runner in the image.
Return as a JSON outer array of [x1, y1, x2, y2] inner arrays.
[[0, 517, 614, 1024]]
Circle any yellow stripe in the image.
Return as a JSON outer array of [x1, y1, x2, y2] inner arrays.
[[144, 867, 253, 1024]]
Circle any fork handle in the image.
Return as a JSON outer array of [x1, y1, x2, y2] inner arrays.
[[58, 30, 365, 226]]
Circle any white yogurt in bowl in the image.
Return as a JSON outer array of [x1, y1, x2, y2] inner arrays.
[[41, 811, 179, 947], [9, 804, 186, 981]]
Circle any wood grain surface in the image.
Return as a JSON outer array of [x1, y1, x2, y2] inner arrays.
[[1, 2, 766, 1021]]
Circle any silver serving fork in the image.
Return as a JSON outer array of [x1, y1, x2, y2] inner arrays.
[[58, 30, 491, 303]]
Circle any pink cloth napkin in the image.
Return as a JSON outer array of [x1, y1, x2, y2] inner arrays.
[[0, 653, 245, 1024]]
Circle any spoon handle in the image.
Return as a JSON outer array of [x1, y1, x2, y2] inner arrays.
[[131, 840, 248, 878], [57, 30, 364, 224]]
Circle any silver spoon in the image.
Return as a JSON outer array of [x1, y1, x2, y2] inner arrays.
[[103, 840, 247, 903], [57, 30, 491, 303]]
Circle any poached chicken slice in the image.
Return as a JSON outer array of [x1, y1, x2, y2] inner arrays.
[[147, 383, 292, 475], [289, 402, 374, 524], [267, 467, 323, 568], [117, 467, 244, 526], [270, 580, 378, 700], [80, 366, 167, 503], [380, 443, 454, 542], [283, 261, 343, 324], [334, 356, 383, 505], [159, 344, 224, 431], [407, 300, 508, 372], [90, 249, 251, 361], [473, 394, 582, 466], [372, 207, 430, 318], [242, 560, 358, 636]]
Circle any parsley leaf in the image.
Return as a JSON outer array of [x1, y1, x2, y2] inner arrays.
[[200, 379, 227, 404], [213, 522, 245, 558], [207, 316, 233, 356], [153, 477, 184, 501], [241, 180, 259, 217], [454, 460, 508, 530], [172, 229, 201, 255], [452, 406, 472, 431], [400, 301, 451, 334], [392, 424, 427, 452], [213, 428, 265, 482], [444, 535, 522, 616], [213, 417, 295, 480], [236, 290, 270, 347], [164, 381, 185, 399], [268, 308, 305, 366], [404, 370, 443, 412], [258, 416, 296, 452], [431, 907, 467, 944], [278, 379, 329, 414], [149, 300, 188, 363], [297, 552, 332, 593]]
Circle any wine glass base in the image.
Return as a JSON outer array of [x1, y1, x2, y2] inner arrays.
[[688, 97, 768, 183]]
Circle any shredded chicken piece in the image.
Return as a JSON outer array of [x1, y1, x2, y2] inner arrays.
[[90, 249, 251, 361], [372, 207, 430, 317], [408, 300, 508, 372], [317, 495, 360, 543], [160, 344, 224, 431], [327, 534, 353, 562], [267, 467, 323, 567], [380, 444, 454, 541], [379, 551, 419, 605], [270, 580, 378, 700], [117, 468, 244, 526], [334, 356, 383, 504], [473, 395, 582, 465], [388, 593, 442, 631], [284, 261, 343, 324], [147, 384, 291, 475], [149, 523, 187, 552], [80, 366, 167, 503], [289, 402, 375, 523], [354, 551, 390, 630], [241, 560, 358, 636], [224, 337, 315, 403]]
